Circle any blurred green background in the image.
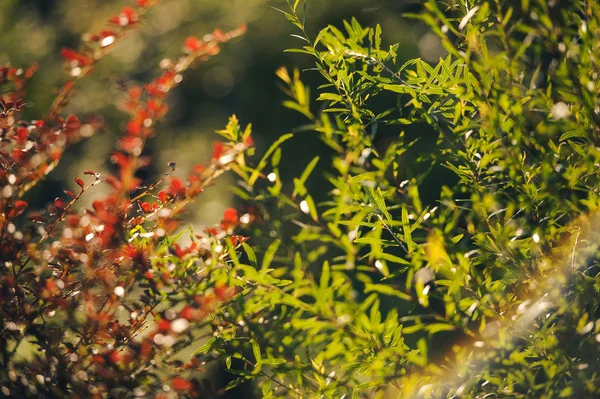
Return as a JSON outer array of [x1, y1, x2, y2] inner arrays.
[[1, 0, 440, 395]]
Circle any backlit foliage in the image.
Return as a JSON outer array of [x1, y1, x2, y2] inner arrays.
[[3, 0, 600, 398], [191, 0, 600, 398]]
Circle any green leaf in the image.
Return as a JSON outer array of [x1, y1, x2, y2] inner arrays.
[[272, 148, 282, 167], [225, 378, 245, 390], [364, 284, 411, 301], [284, 48, 314, 55], [318, 92, 343, 102], [402, 206, 414, 253], [242, 243, 257, 266], [248, 133, 293, 186], [314, 26, 329, 47], [280, 294, 317, 312], [292, 156, 319, 199], [290, 34, 309, 43], [380, 252, 411, 265], [302, 0, 307, 26], [383, 84, 412, 94], [425, 323, 456, 334], [347, 172, 378, 184], [320, 260, 330, 289], [374, 24, 382, 50], [559, 129, 586, 142], [192, 337, 216, 356], [262, 379, 272, 395], [303, 195, 319, 222], [261, 239, 281, 270], [251, 339, 262, 363], [451, 234, 464, 244]]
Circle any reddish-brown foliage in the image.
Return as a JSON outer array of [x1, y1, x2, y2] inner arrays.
[[0, 1, 248, 397]]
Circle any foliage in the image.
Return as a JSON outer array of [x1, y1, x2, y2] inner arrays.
[[189, 0, 600, 398], [3, 0, 600, 398], [0, 1, 250, 397]]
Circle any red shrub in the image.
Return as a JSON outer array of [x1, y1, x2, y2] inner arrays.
[[0, 1, 248, 396]]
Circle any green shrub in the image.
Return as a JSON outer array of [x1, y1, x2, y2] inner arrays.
[[196, 0, 600, 397]]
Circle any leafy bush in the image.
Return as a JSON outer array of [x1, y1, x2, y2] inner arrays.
[[189, 0, 600, 398], [2, 0, 600, 398]]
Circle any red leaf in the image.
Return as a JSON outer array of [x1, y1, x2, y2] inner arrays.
[[65, 115, 81, 129], [193, 164, 206, 174], [92, 200, 105, 212], [172, 377, 193, 392], [222, 208, 238, 224], [214, 283, 236, 301], [138, 200, 151, 213], [156, 319, 170, 333], [74, 178, 85, 189], [183, 36, 204, 54], [127, 120, 141, 135], [60, 48, 92, 66], [9, 200, 28, 218], [158, 190, 170, 203], [92, 355, 106, 366], [110, 6, 138, 26], [212, 142, 224, 160], [180, 306, 197, 321], [168, 177, 184, 195], [17, 127, 28, 145], [54, 197, 67, 210], [231, 235, 249, 246], [109, 351, 121, 364]]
